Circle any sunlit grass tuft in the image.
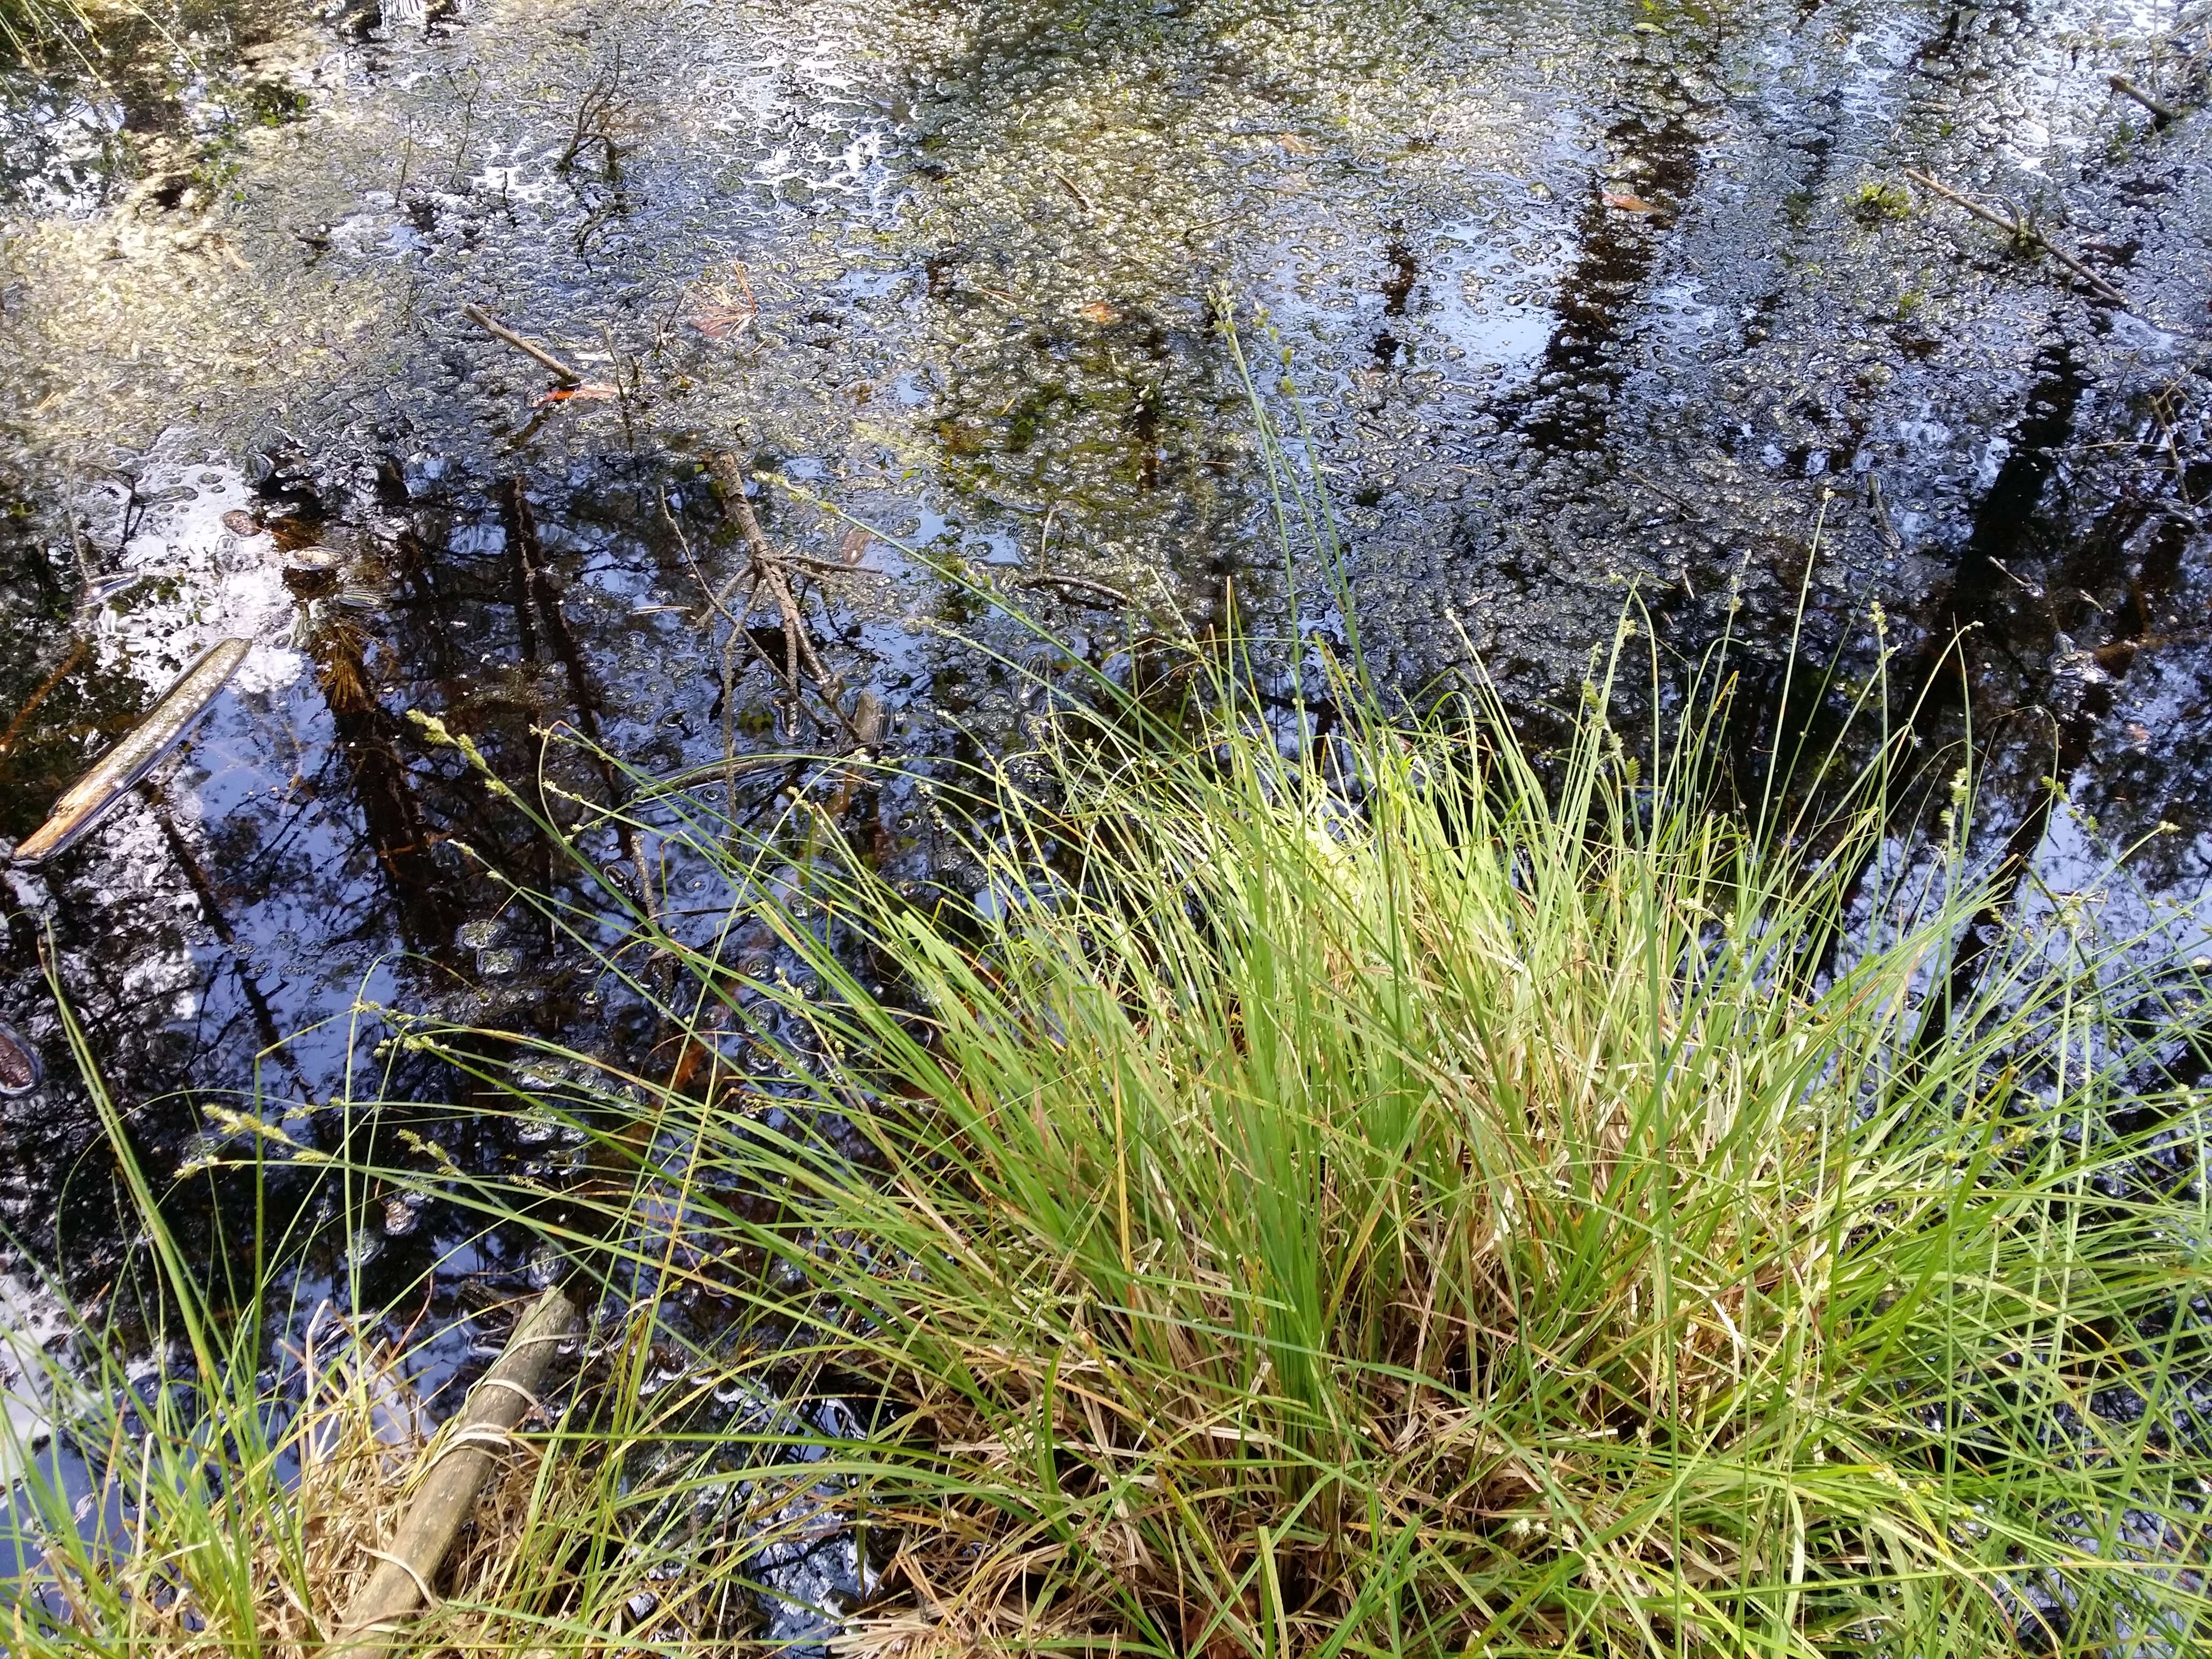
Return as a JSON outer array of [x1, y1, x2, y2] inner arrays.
[[11, 612, 2212, 1654], [8, 313, 2211, 1649], [361, 615, 2212, 1657]]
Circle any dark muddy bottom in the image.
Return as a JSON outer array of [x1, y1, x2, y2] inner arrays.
[[1, 0, 2210, 1631]]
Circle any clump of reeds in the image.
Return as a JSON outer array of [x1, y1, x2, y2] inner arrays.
[[362, 607, 2212, 1658], [14, 317, 2212, 1649]]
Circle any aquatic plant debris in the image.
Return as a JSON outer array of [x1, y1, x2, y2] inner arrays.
[[1904, 168, 2132, 309], [460, 302, 584, 387]]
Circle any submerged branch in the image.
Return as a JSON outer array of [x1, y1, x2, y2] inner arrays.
[[461, 303, 584, 386], [1905, 169, 2130, 309], [13, 639, 251, 863], [330, 1285, 578, 1656]]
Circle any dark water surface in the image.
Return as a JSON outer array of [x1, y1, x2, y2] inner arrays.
[[0, 0, 2208, 1477]]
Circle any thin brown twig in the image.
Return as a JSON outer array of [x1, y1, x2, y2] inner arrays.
[[766, 565, 856, 736], [769, 548, 884, 577], [1016, 571, 1136, 608], [1053, 169, 1095, 212], [1903, 170, 2129, 309], [461, 303, 584, 385], [0, 636, 87, 758], [1625, 469, 1709, 523], [705, 453, 863, 745], [599, 321, 637, 452]]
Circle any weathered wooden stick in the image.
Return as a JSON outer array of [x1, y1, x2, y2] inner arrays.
[[461, 304, 584, 386], [329, 1286, 579, 1656], [2110, 74, 2180, 126], [705, 450, 778, 565], [1903, 169, 2129, 308], [13, 639, 251, 863]]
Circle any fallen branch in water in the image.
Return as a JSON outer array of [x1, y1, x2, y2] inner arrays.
[[330, 1286, 578, 1656], [704, 452, 863, 746], [461, 303, 584, 386], [13, 639, 251, 863], [1904, 169, 2129, 309], [2110, 74, 2180, 126], [0, 636, 89, 760], [1017, 570, 1136, 608]]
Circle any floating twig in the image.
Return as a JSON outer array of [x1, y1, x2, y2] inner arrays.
[[0, 636, 89, 760], [757, 546, 882, 578], [330, 1286, 578, 1656], [1053, 168, 1095, 212], [1017, 571, 1136, 608], [461, 303, 583, 386], [2110, 74, 2180, 126], [1625, 469, 1709, 523], [14, 639, 251, 864], [1903, 169, 2129, 309]]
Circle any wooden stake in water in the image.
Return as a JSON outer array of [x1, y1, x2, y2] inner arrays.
[[331, 1284, 579, 1655], [12, 638, 252, 864]]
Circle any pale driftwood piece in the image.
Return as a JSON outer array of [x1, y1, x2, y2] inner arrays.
[[329, 1286, 579, 1656], [13, 639, 251, 864], [460, 303, 584, 386]]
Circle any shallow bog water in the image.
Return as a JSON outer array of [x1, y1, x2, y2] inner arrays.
[[0, 0, 2208, 1438]]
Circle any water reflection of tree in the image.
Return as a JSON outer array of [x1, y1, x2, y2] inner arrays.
[[896, 0, 1464, 617], [305, 602, 462, 953]]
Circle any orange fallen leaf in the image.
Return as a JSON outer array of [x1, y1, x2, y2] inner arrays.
[[1077, 301, 1119, 325], [1602, 191, 1657, 214], [535, 383, 619, 405]]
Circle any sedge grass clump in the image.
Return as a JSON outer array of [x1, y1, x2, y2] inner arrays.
[[18, 619, 2212, 1656], [379, 628, 2212, 1658]]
